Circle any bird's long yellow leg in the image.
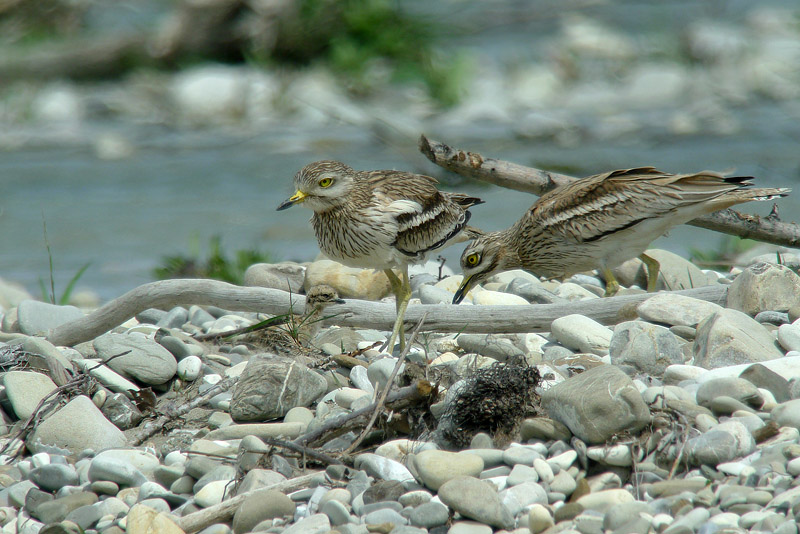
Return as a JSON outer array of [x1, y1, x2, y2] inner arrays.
[[639, 253, 661, 292], [602, 268, 621, 297], [383, 267, 411, 352]]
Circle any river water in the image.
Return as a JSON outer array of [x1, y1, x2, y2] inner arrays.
[[1, 1, 799, 301], [2, 117, 797, 301]]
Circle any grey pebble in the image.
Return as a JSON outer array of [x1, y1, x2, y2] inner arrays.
[[158, 335, 194, 361], [189, 306, 217, 327], [695, 377, 763, 409], [541, 365, 650, 444], [419, 284, 457, 305], [367, 357, 403, 390], [349, 365, 374, 395], [465, 448, 504, 468], [321, 499, 351, 526], [31, 396, 127, 455], [662, 507, 709, 534], [479, 466, 511, 479], [507, 464, 539, 486], [686, 421, 755, 466], [363, 507, 408, 527], [438, 476, 514, 530], [135, 308, 168, 325], [154, 465, 185, 488], [89, 480, 119, 495], [138, 497, 171, 513], [16, 300, 84, 336], [506, 278, 564, 304], [499, 481, 548, 516], [361, 501, 404, 514], [64, 500, 109, 530], [739, 363, 791, 403], [391, 527, 429, 534], [603, 501, 651, 531], [29, 464, 78, 492], [4, 370, 58, 421], [87, 456, 146, 487], [156, 306, 189, 328], [139, 481, 188, 507], [354, 453, 414, 483], [756, 310, 790, 325], [230, 355, 327, 421], [456, 334, 524, 362], [469, 433, 494, 449], [502, 446, 542, 466], [447, 522, 493, 534], [29, 491, 98, 525], [609, 321, 683, 375], [409, 501, 449, 528], [398, 490, 432, 507], [669, 325, 696, 340], [94, 333, 178, 385]]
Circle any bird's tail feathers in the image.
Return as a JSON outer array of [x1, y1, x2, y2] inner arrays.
[[450, 193, 485, 209], [462, 225, 487, 240], [746, 187, 791, 201]]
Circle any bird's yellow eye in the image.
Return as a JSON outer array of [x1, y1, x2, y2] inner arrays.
[[319, 177, 333, 188], [466, 253, 480, 266]]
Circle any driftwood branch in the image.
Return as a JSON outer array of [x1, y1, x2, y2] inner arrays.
[[45, 280, 729, 346], [175, 472, 321, 534], [419, 135, 800, 248], [45, 280, 305, 347]]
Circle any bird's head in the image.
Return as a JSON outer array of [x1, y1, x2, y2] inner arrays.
[[452, 233, 514, 304], [277, 160, 356, 212], [304, 284, 345, 314]]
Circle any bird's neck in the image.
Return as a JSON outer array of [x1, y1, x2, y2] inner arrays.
[[496, 230, 523, 270]]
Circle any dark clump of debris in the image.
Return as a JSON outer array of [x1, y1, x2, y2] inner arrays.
[[438, 361, 542, 448]]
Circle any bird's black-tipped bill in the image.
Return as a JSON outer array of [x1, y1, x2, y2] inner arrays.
[[277, 191, 307, 211], [334, 298, 346, 305], [452, 276, 474, 304]]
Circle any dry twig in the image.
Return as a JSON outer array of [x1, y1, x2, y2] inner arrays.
[[175, 472, 322, 533], [293, 380, 434, 448], [258, 437, 342, 466], [131, 375, 239, 446], [343, 313, 428, 455]]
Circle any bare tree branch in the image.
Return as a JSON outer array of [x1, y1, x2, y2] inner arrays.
[[45, 279, 727, 347]]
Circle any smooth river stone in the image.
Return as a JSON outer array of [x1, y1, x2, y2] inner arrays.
[[412, 450, 485, 491]]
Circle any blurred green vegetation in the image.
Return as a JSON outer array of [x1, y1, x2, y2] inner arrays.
[[0, 0, 86, 46], [318, 0, 469, 105], [2, 0, 468, 105], [153, 236, 271, 285]]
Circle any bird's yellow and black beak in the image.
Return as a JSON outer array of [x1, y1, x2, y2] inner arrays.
[[277, 190, 308, 211], [452, 275, 476, 305]]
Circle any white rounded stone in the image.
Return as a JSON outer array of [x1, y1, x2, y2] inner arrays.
[[177, 356, 202, 381]]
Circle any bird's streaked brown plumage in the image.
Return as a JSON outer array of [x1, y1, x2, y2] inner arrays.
[[453, 167, 790, 303], [278, 160, 483, 348]]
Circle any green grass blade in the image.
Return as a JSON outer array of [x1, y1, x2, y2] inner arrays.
[[59, 262, 91, 305]]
